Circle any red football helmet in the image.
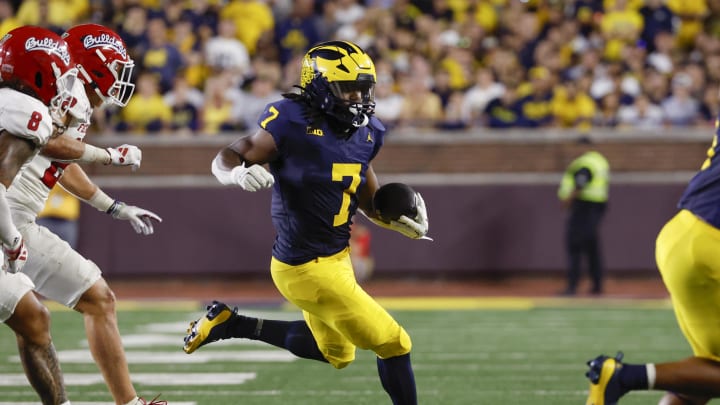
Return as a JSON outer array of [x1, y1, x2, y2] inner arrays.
[[62, 23, 135, 107], [0, 26, 83, 125]]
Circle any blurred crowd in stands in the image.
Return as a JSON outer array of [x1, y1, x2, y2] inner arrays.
[[1, 0, 719, 135]]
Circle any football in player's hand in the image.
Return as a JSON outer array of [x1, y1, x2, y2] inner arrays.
[[373, 182, 418, 222]]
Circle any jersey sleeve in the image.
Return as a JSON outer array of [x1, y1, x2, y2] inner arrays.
[[0, 91, 53, 146], [257, 100, 304, 152]]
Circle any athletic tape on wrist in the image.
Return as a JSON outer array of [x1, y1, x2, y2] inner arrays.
[[80, 144, 111, 164], [86, 188, 115, 213]]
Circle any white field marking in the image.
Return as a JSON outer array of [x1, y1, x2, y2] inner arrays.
[[9, 350, 296, 364], [0, 372, 255, 386]]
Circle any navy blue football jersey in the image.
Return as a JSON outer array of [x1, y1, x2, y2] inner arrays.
[[678, 123, 720, 228], [257, 99, 385, 264]]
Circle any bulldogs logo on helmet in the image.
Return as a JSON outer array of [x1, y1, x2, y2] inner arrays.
[[0, 26, 88, 126], [62, 23, 135, 107], [300, 41, 376, 128]]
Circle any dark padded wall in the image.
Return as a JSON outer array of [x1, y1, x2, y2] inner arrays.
[[77, 183, 685, 278]]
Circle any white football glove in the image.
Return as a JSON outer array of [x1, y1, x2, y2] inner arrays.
[[108, 202, 162, 235], [2, 237, 28, 273], [107, 144, 142, 171], [230, 162, 275, 192], [365, 192, 432, 240]]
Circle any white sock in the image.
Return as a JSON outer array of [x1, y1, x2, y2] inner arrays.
[[121, 396, 140, 405], [646, 363, 656, 389], [60, 402, 71, 405]]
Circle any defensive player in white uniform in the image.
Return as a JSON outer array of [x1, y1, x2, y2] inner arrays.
[[0, 25, 93, 405], [6, 24, 164, 405]]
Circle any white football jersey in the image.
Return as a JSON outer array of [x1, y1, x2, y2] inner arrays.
[[0, 88, 54, 146], [8, 118, 90, 218]]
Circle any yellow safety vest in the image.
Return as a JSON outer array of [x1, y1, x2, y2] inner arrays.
[[38, 186, 80, 221], [558, 151, 610, 203]]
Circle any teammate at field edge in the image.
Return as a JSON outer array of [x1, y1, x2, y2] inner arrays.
[[6, 24, 164, 405], [585, 122, 720, 403], [183, 40, 430, 404], [0, 25, 92, 405]]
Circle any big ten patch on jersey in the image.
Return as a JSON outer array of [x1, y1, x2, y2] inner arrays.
[[0, 88, 53, 145]]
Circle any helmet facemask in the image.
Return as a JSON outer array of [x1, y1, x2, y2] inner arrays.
[[328, 78, 375, 127], [78, 48, 135, 107], [49, 63, 84, 128]]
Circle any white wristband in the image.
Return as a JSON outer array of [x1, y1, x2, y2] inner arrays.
[[80, 144, 111, 164], [85, 188, 115, 212], [211, 155, 238, 185]]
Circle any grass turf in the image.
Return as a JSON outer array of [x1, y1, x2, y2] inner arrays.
[[0, 298, 690, 405]]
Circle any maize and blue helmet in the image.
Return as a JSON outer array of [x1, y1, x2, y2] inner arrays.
[[299, 40, 376, 128]]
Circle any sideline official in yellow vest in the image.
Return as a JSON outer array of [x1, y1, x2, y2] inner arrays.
[[557, 137, 610, 296]]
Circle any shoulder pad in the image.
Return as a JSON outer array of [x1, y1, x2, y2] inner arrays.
[[368, 116, 386, 132], [0, 89, 53, 146]]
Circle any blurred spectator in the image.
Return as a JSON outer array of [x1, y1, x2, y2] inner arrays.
[[639, 0, 674, 53], [600, 0, 643, 62], [617, 93, 665, 130], [201, 73, 236, 135], [0, 0, 20, 37], [373, 60, 404, 128], [440, 91, 468, 130], [662, 72, 700, 126], [647, 30, 675, 75], [140, 16, 185, 93], [516, 66, 555, 128], [698, 84, 720, 126], [116, 5, 148, 59], [164, 75, 204, 134], [221, 0, 274, 56], [666, 0, 709, 51], [593, 91, 621, 128], [642, 66, 670, 105], [230, 61, 283, 131], [396, 57, 443, 128], [119, 72, 172, 133], [205, 18, 251, 81], [273, 0, 323, 65], [551, 80, 596, 133], [17, 0, 88, 30], [483, 87, 522, 129], [461, 67, 505, 126]]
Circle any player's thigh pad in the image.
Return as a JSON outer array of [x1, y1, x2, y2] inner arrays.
[[656, 210, 720, 361], [271, 249, 412, 366], [18, 221, 101, 308], [0, 271, 35, 322]]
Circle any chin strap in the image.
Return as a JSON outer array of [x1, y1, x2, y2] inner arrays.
[[352, 112, 369, 128]]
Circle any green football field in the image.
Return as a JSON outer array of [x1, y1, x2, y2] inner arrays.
[[0, 297, 691, 405]]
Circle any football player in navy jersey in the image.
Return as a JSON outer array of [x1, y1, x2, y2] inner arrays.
[[183, 40, 429, 404], [584, 124, 720, 404]]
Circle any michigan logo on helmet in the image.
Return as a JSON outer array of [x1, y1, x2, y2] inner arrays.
[[300, 41, 376, 128]]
